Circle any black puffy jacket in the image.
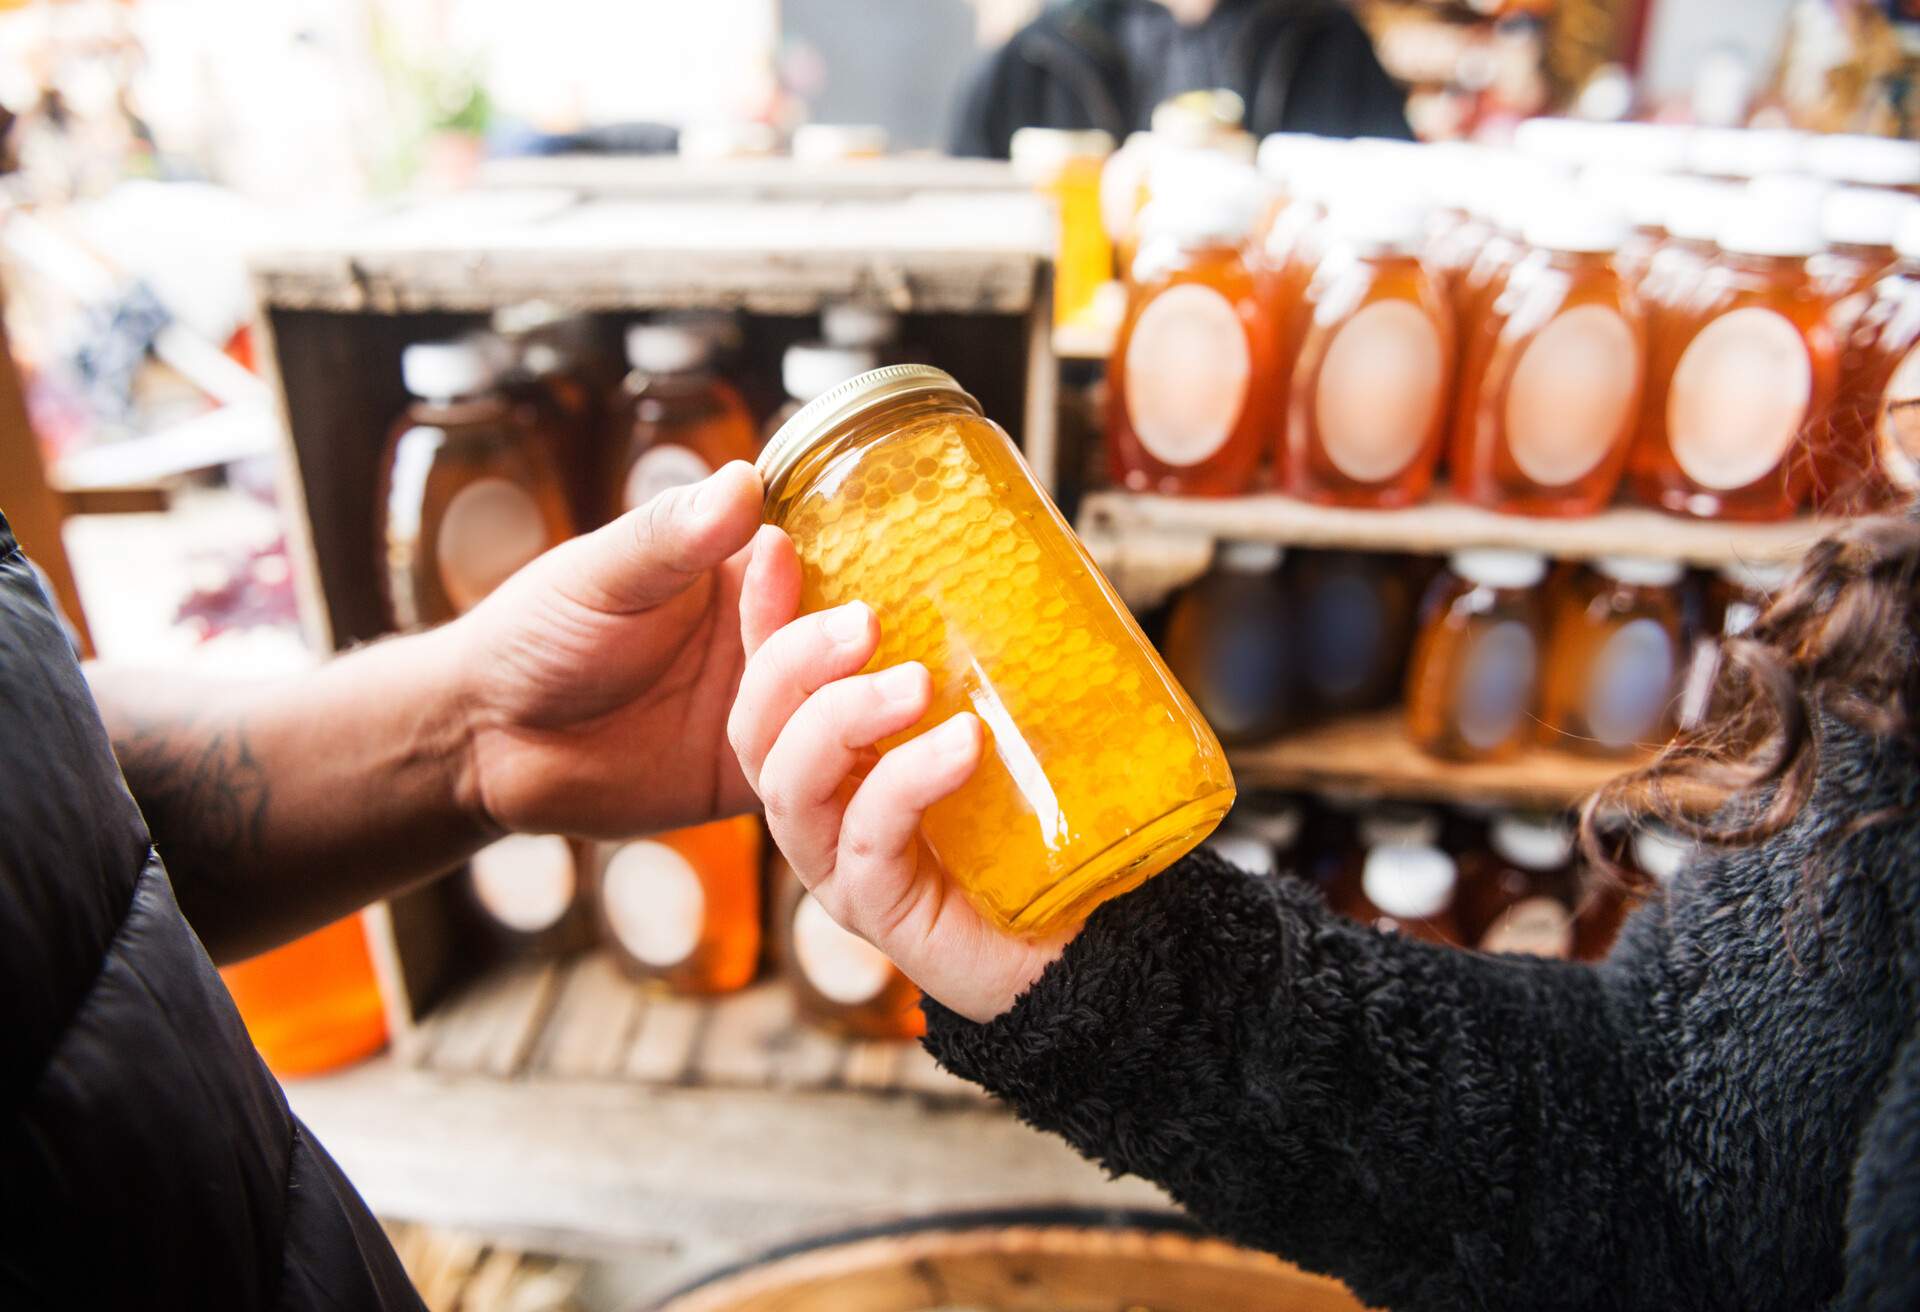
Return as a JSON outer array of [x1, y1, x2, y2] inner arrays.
[[0, 511, 421, 1309]]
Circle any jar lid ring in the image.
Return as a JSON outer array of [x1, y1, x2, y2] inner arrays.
[[756, 363, 975, 502]]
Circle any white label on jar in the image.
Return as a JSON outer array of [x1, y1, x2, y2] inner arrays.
[[1122, 283, 1251, 467], [623, 444, 714, 512], [1585, 617, 1676, 750], [792, 894, 892, 1005], [437, 477, 549, 613], [1505, 304, 1641, 487], [601, 840, 705, 967], [1456, 620, 1538, 752], [1480, 896, 1574, 958], [468, 834, 576, 933], [1315, 300, 1446, 484], [1877, 344, 1920, 492], [1667, 308, 1812, 491]]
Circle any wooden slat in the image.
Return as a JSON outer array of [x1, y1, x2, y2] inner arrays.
[[1229, 709, 1645, 809], [695, 983, 799, 1088], [529, 954, 647, 1080], [840, 1041, 906, 1092], [425, 958, 562, 1078], [1081, 489, 1845, 570], [765, 1018, 849, 1092], [477, 153, 1026, 199], [623, 993, 708, 1084], [893, 1041, 989, 1104]]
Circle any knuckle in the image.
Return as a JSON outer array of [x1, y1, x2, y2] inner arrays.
[[758, 774, 796, 822]]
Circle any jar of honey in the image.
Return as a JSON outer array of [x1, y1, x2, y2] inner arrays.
[[764, 343, 880, 447], [615, 322, 758, 513], [760, 366, 1236, 936], [1109, 187, 1273, 497], [1629, 180, 1841, 521], [466, 833, 595, 956], [596, 816, 763, 995], [1222, 793, 1303, 877], [1348, 841, 1461, 946], [1012, 127, 1118, 329], [1572, 823, 1692, 959], [1280, 193, 1454, 509], [773, 854, 923, 1040], [1825, 209, 1920, 510], [220, 914, 387, 1077], [1459, 813, 1577, 958], [493, 304, 612, 527], [1451, 201, 1645, 518], [1404, 550, 1547, 761], [1813, 187, 1909, 303], [1682, 557, 1794, 731], [379, 337, 575, 628], [1161, 541, 1294, 745], [1538, 557, 1685, 756], [1287, 549, 1423, 718]]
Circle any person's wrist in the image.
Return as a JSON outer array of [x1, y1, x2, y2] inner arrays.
[[415, 618, 504, 843]]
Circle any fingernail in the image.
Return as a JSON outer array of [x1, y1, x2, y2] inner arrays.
[[821, 603, 869, 644], [877, 663, 925, 705]]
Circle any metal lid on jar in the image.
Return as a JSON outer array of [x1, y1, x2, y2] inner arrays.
[[757, 364, 975, 497]]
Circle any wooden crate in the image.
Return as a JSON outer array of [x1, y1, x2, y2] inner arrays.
[[249, 177, 1055, 1051]]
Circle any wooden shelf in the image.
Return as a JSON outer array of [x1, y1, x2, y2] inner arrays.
[[1229, 710, 1644, 809], [1082, 490, 1841, 568]]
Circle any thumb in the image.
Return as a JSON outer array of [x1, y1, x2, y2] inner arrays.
[[551, 461, 763, 614]]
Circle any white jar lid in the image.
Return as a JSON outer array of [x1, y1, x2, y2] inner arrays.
[[1490, 814, 1575, 871], [821, 301, 900, 349], [1805, 133, 1920, 188], [1594, 555, 1685, 588], [1363, 844, 1457, 919], [1719, 176, 1829, 257], [1525, 192, 1632, 253], [1898, 207, 1920, 262], [1139, 154, 1268, 243], [1324, 186, 1429, 251], [1010, 126, 1115, 179], [1236, 803, 1303, 852], [782, 342, 879, 404], [1217, 540, 1285, 573], [1718, 557, 1794, 594], [1632, 826, 1692, 884], [1449, 549, 1547, 591], [1205, 832, 1276, 878], [661, 309, 744, 354], [402, 337, 500, 401], [1513, 116, 1611, 165], [1576, 165, 1672, 233], [1662, 178, 1741, 245], [1255, 132, 1338, 186], [1358, 805, 1443, 850], [626, 323, 711, 374], [1688, 127, 1808, 179], [1824, 186, 1918, 250], [792, 122, 890, 163]]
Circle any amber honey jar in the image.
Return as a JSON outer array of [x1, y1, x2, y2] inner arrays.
[[465, 833, 595, 956], [771, 853, 923, 1040], [1012, 127, 1118, 329], [1450, 201, 1645, 518], [1161, 541, 1295, 746], [760, 366, 1235, 937], [1280, 192, 1454, 509], [1826, 209, 1920, 511], [1404, 550, 1547, 762], [378, 336, 575, 629], [221, 914, 387, 1078], [615, 322, 758, 513], [1458, 813, 1577, 959], [493, 304, 612, 527], [1347, 837, 1461, 947], [596, 816, 763, 995], [1538, 557, 1686, 756], [1629, 180, 1840, 521]]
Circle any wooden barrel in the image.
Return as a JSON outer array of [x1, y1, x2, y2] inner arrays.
[[650, 1208, 1374, 1312]]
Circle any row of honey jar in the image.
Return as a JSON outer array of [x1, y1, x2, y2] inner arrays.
[[1210, 792, 1693, 962], [379, 302, 906, 628], [1155, 542, 1788, 762], [463, 818, 926, 1042], [1102, 137, 1920, 521]]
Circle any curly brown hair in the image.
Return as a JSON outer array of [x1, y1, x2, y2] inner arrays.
[[1579, 511, 1920, 877]]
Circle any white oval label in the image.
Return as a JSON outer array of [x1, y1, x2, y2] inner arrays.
[[437, 477, 549, 613], [1123, 283, 1251, 467], [1505, 304, 1641, 487], [1315, 299, 1446, 484], [601, 839, 705, 968], [1668, 307, 1811, 491], [623, 444, 713, 513], [1877, 343, 1920, 492], [1584, 617, 1676, 749], [1456, 620, 1538, 752], [468, 834, 576, 933], [1480, 896, 1573, 958], [792, 894, 892, 1005]]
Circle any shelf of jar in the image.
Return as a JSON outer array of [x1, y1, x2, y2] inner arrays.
[[1227, 710, 1650, 810]]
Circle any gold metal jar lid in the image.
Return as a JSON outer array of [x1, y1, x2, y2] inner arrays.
[[756, 364, 975, 498]]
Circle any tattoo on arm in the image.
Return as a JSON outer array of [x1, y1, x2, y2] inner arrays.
[[109, 708, 271, 910]]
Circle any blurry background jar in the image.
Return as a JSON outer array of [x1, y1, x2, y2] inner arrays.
[[764, 342, 880, 447], [596, 816, 763, 995], [614, 321, 757, 513], [465, 833, 595, 957], [1813, 187, 1911, 304], [1161, 541, 1293, 745], [1216, 793, 1303, 879], [1680, 558, 1794, 733], [492, 303, 614, 528], [1458, 813, 1577, 959], [221, 914, 387, 1078], [820, 301, 904, 361], [1344, 831, 1461, 947], [1573, 823, 1694, 961], [772, 853, 923, 1041], [1405, 550, 1547, 762], [1011, 127, 1117, 330], [1824, 207, 1920, 513], [1538, 557, 1687, 757], [1286, 550, 1424, 720]]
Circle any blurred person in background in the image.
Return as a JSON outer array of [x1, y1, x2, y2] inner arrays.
[[951, 0, 1412, 158]]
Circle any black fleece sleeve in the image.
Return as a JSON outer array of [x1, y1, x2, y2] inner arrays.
[[923, 848, 1676, 1312], [1838, 1018, 1920, 1311]]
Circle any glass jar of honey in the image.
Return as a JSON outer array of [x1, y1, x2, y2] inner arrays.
[[1459, 813, 1577, 958], [1451, 201, 1645, 518], [1813, 187, 1908, 303], [1012, 127, 1118, 329], [761, 366, 1235, 936], [466, 833, 595, 956], [772, 853, 923, 1040], [1280, 193, 1454, 509], [1630, 181, 1841, 521], [220, 914, 387, 1077], [1108, 187, 1272, 497], [1538, 557, 1685, 756], [596, 816, 762, 995], [1161, 541, 1294, 745], [493, 305, 612, 528], [615, 323, 758, 513], [1287, 549, 1423, 718], [1347, 840, 1461, 946], [1405, 550, 1547, 761], [379, 337, 575, 628], [1825, 210, 1920, 511]]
